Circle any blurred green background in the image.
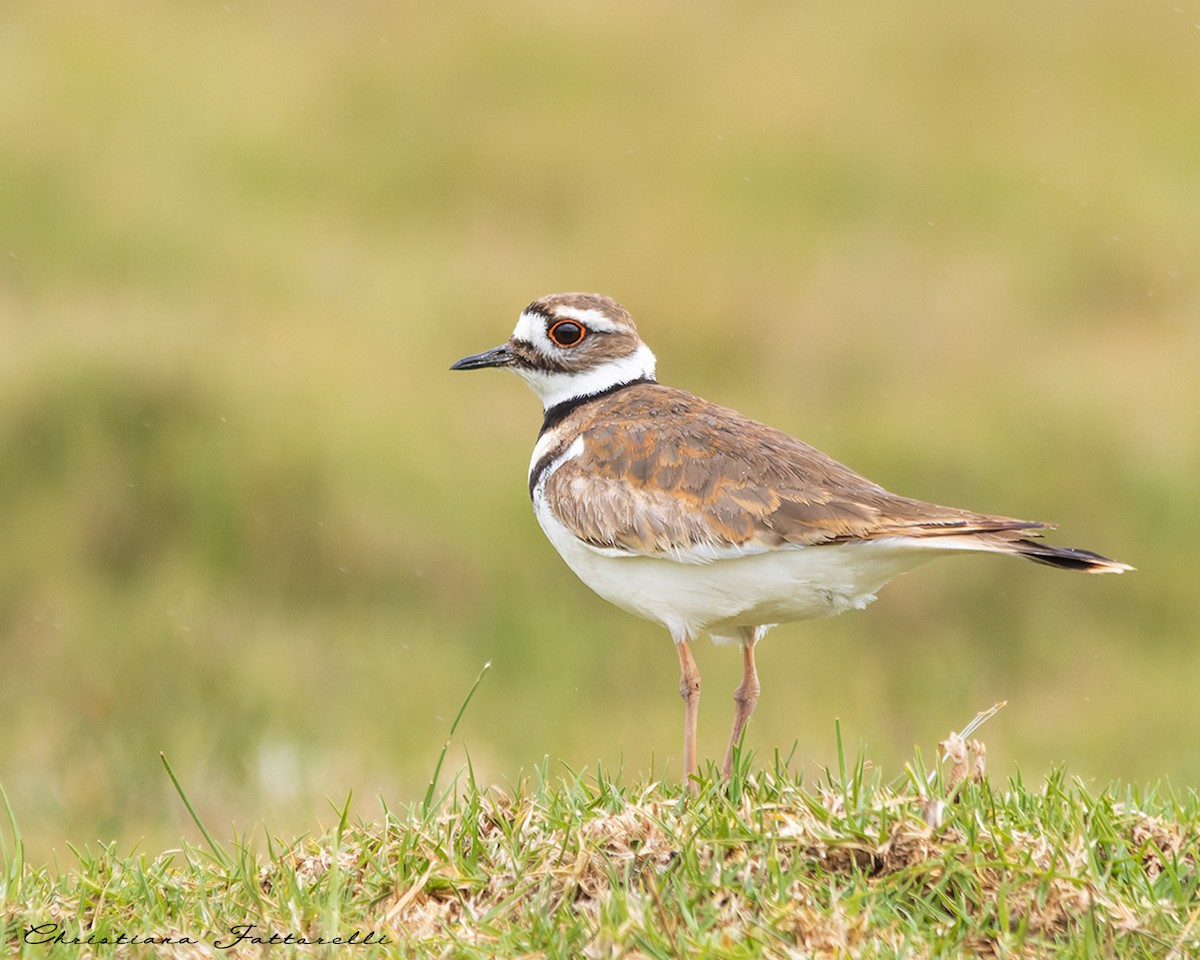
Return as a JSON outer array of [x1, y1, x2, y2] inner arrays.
[[1, 0, 1197, 864]]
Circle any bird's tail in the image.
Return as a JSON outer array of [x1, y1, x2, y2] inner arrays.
[[870, 509, 1132, 574], [907, 522, 1134, 574], [1008, 538, 1133, 574]]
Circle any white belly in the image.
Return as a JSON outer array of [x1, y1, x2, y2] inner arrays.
[[534, 499, 938, 642]]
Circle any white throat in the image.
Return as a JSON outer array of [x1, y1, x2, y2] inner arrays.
[[516, 343, 657, 410]]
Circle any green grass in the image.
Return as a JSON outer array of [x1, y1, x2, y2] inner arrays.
[[3, 732, 1197, 958]]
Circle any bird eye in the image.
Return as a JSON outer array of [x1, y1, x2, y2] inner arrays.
[[548, 320, 586, 347]]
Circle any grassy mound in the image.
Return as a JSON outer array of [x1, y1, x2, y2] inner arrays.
[[4, 738, 1197, 958]]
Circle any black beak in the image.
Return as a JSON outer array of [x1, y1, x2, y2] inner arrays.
[[450, 344, 514, 371]]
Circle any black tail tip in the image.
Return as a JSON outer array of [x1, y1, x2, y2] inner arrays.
[[1015, 539, 1133, 574]]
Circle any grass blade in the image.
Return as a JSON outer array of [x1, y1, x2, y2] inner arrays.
[[422, 661, 491, 816], [160, 752, 231, 869], [0, 780, 23, 898]]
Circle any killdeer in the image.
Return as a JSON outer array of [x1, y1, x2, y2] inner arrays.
[[451, 293, 1131, 787]]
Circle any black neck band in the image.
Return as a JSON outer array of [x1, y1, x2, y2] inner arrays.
[[537, 377, 654, 437]]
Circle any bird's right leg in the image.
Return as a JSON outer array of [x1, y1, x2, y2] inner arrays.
[[722, 625, 764, 778]]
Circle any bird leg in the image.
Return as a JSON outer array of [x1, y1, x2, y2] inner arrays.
[[722, 627, 762, 778], [675, 637, 702, 791]]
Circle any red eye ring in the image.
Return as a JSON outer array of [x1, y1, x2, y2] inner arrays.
[[548, 319, 586, 347]]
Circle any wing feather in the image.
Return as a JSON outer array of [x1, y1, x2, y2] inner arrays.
[[542, 383, 1043, 560]]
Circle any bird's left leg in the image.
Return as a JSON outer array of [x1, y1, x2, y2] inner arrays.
[[674, 633, 702, 792]]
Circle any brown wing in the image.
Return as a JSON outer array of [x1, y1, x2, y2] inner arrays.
[[543, 382, 1043, 559]]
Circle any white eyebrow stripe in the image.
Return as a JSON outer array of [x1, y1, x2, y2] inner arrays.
[[549, 306, 621, 332], [511, 305, 622, 347]]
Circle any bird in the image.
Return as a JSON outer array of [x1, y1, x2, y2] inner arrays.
[[450, 292, 1131, 788]]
